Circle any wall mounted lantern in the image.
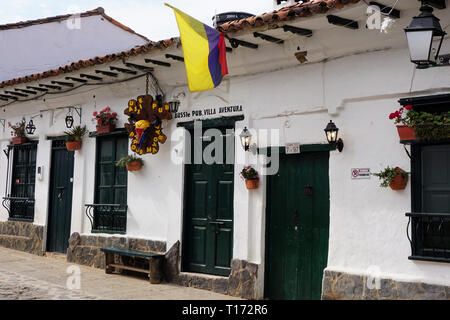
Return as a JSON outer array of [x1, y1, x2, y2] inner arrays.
[[65, 114, 74, 129], [405, 1, 449, 68], [325, 120, 344, 152], [240, 127, 257, 154], [240, 127, 252, 151], [64, 106, 82, 129], [168, 99, 180, 114], [26, 119, 36, 135]]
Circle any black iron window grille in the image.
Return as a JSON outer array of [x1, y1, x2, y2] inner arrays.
[[3, 142, 37, 221], [407, 212, 450, 263], [85, 204, 128, 234]]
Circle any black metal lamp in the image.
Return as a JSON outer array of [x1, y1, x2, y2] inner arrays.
[[325, 120, 344, 152], [168, 99, 180, 113], [405, 2, 447, 67], [65, 115, 74, 128], [26, 120, 36, 135], [240, 127, 252, 152]]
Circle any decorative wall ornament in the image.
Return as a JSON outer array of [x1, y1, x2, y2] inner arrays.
[[124, 94, 172, 155]]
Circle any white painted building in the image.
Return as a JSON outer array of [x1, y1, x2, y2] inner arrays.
[[0, 7, 149, 82], [0, 0, 449, 300]]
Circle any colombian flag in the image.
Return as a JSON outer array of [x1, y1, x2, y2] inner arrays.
[[165, 4, 228, 92]]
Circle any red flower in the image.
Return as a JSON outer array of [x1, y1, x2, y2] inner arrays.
[[405, 105, 413, 110], [389, 113, 396, 120], [112, 112, 117, 118], [93, 111, 98, 117], [105, 107, 111, 112]]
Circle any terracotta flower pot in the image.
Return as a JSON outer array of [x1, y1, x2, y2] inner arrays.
[[66, 141, 82, 151], [96, 124, 115, 135], [389, 167, 408, 191], [126, 161, 143, 171], [12, 137, 28, 145], [396, 125, 416, 141], [245, 179, 259, 190]]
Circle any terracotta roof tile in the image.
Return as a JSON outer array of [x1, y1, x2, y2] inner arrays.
[[0, 39, 178, 89], [217, 0, 361, 33]]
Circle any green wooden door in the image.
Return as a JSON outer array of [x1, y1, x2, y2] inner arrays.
[[182, 125, 234, 276], [47, 140, 75, 253], [265, 150, 330, 300], [94, 134, 128, 233]]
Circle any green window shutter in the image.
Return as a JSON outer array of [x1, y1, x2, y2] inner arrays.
[[9, 142, 38, 221], [93, 135, 128, 234]]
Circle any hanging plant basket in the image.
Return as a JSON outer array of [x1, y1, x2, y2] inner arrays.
[[126, 161, 143, 171], [396, 125, 416, 141], [245, 179, 259, 190], [12, 137, 28, 145], [66, 141, 82, 151], [389, 167, 409, 191], [97, 124, 115, 135]]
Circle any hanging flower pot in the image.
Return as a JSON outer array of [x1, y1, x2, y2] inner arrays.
[[116, 155, 144, 172], [12, 137, 28, 145], [396, 125, 416, 141], [389, 167, 409, 191], [96, 124, 116, 135], [240, 166, 260, 190], [373, 166, 409, 191], [245, 179, 259, 190], [66, 141, 82, 151], [126, 160, 143, 172]]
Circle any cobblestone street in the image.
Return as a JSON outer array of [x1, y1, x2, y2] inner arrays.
[[0, 247, 240, 300]]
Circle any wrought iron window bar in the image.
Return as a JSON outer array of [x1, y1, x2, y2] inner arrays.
[[406, 212, 450, 263], [2, 196, 35, 222], [85, 204, 127, 234]]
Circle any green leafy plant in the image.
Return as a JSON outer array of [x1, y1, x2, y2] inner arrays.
[[64, 125, 87, 142], [240, 166, 259, 180], [10, 120, 26, 137], [116, 155, 144, 168], [372, 167, 409, 188], [389, 105, 450, 140]]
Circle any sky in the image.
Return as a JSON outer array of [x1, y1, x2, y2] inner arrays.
[[0, 0, 275, 41]]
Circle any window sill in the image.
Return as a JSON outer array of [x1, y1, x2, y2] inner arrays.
[[8, 218, 34, 223], [401, 138, 450, 145], [91, 230, 126, 235], [409, 255, 450, 264]]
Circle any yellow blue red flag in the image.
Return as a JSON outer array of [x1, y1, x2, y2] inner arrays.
[[165, 4, 228, 92]]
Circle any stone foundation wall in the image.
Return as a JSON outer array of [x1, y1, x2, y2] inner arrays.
[[322, 270, 450, 300], [66, 233, 166, 269], [0, 220, 44, 256], [170, 241, 259, 300]]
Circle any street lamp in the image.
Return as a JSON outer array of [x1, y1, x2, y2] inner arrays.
[[324, 120, 344, 152], [26, 120, 36, 135], [405, 2, 447, 67], [240, 127, 252, 151]]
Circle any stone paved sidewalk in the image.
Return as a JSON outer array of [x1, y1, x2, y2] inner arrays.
[[0, 247, 241, 300]]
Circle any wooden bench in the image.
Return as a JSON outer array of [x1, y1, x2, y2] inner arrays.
[[100, 247, 164, 284]]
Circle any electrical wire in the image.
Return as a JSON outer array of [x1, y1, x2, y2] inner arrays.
[[361, 0, 400, 17]]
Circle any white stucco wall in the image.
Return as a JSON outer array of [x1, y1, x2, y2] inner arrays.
[[0, 14, 148, 82]]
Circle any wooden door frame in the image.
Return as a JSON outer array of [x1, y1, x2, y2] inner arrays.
[[178, 115, 244, 275], [263, 144, 332, 299]]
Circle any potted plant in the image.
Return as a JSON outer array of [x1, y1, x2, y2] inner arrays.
[[93, 107, 118, 134], [389, 105, 416, 141], [116, 155, 144, 172], [10, 120, 28, 145], [240, 166, 260, 190], [389, 105, 450, 141], [64, 125, 87, 151], [373, 166, 410, 191]]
